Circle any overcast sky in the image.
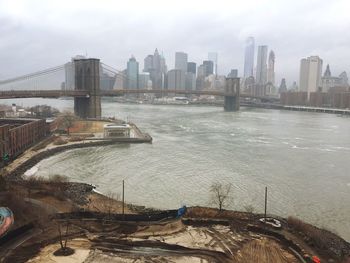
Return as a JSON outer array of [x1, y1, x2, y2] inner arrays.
[[0, 0, 349, 86]]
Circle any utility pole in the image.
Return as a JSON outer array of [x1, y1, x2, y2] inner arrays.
[[122, 180, 124, 215], [264, 186, 268, 225]]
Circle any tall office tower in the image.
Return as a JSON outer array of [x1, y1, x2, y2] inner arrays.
[[144, 55, 153, 72], [167, 69, 186, 91], [126, 56, 139, 90], [267, 50, 275, 85], [208, 52, 218, 75], [243, 37, 255, 78], [175, 52, 188, 73], [256, 45, 268, 85], [185, 72, 196, 91], [160, 54, 167, 74], [196, 64, 206, 90], [64, 62, 74, 90], [187, 62, 196, 74], [143, 49, 167, 90], [279, 78, 287, 93], [228, 69, 238, 78], [339, 71, 349, 86], [203, 60, 214, 76], [299, 56, 323, 94], [138, 72, 151, 89]]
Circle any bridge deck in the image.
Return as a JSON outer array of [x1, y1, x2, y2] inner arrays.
[[0, 89, 278, 101]]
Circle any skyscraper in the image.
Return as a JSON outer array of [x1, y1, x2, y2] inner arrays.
[[203, 60, 214, 76], [256, 45, 268, 85], [208, 52, 218, 75], [187, 62, 196, 75], [243, 37, 255, 78], [143, 49, 167, 90], [167, 69, 185, 91], [144, 55, 153, 72], [267, 50, 275, 85], [227, 69, 238, 78], [279, 78, 287, 93], [175, 52, 188, 73], [126, 56, 139, 90], [299, 56, 323, 94]]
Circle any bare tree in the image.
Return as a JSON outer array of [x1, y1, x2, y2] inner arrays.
[[54, 218, 74, 256], [57, 111, 77, 135], [210, 182, 233, 211], [244, 204, 255, 213]]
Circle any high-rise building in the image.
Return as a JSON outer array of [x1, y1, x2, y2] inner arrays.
[[339, 71, 349, 86], [278, 78, 287, 93], [143, 49, 167, 90], [228, 69, 238, 78], [321, 64, 345, 92], [144, 55, 153, 72], [175, 52, 188, 73], [267, 50, 275, 85], [203, 60, 214, 76], [243, 37, 255, 78], [185, 72, 196, 91], [126, 56, 139, 90], [187, 62, 196, 75], [167, 69, 185, 91], [138, 72, 151, 89], [299, 56, 323, 94], [256, 45, 268, 85], [208, 52, 218, 75]]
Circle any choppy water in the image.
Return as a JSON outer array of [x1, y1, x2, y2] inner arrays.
[[7, 98, 350, 240]]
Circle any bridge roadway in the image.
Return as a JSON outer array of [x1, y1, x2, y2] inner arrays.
[[0, 89, 279, 102]]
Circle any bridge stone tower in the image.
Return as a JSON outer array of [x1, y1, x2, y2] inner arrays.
[[224, 77, 240, 111], [74, 58, 101, 119]]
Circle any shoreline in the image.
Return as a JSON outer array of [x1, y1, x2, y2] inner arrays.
[[110, 99, 350, 116], [6, 137, 151, 181]]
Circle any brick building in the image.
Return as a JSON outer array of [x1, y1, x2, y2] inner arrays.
[[281, 91, 350, 109], [0, 118, 46, 167]]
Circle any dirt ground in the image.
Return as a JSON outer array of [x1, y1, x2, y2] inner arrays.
[[69, 120, 111, 134], [24, 224, 299, 263]]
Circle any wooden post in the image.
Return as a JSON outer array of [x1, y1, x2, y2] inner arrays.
[[122, 180, 125, 215], [264, 186, 267, 225]]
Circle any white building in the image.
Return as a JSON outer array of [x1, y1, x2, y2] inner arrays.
[[167, 69, 185, 91], [256, 45, 268, 85], [104, 123, 131, 138], [175, 52, 188, 73], [267, 50, 275, 86], [299, 56, 323, 95], [208, 52, 218, 75], [321, 64, 349, 92], [243, 37, 255, 78], [185, 72, 196, 91]]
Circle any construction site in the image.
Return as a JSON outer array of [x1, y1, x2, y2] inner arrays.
[[0, 174, 349, 263]]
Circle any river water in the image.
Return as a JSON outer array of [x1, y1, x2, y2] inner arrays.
[[6, 98, 350, 241]]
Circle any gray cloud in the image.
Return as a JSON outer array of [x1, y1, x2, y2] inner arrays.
[[0, 0, 349, 86]]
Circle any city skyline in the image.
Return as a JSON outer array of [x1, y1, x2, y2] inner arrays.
[[0, 0, 349, 87]]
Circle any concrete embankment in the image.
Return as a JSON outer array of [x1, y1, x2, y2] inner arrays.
[[7, 136, 152, 181]]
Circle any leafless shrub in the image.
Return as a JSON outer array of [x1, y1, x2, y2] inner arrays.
[[210, 182, 233, 211], [244, 204, 255, 213], [57, 111, 78, 135]]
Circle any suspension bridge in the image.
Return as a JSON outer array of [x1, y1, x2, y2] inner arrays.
[[0, 58, 276, 118]]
